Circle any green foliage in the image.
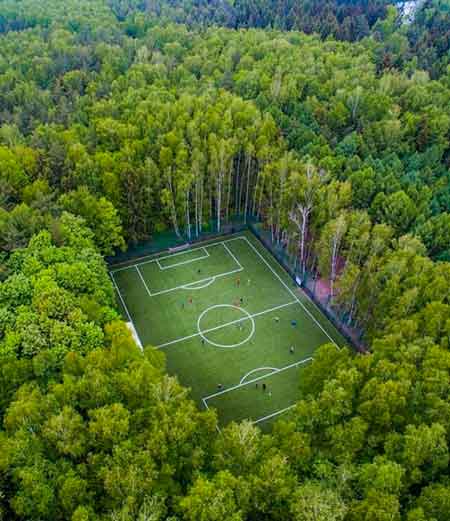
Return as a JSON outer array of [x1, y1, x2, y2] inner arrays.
[[0, 1, 449, 520], [0, 323, 217, 520], [290, 482, 347, 521], [59, 187, 125, 255], [406, 0, 450, 78], [0, 215, 117, 390]]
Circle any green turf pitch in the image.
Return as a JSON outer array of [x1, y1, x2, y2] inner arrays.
[[111, 232, 346, 428]]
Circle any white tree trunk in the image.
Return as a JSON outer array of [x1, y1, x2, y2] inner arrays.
[[226, 161, 233, 223], [168, 173, 180, 237], [217, 171, 222, 232], [186, 189, 191, 240], [194, 176, 199, 238], [257, 170, 265, 218], [199, 172, 204, 234], [330, 217, 346, 298], [244, 155, 252, 222], [276, 162, 287, 244], [252, 166, 259, 216], [299, 206, 310, 277]]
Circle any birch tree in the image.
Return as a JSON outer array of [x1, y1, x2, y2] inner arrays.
[[337, 222, 393, 327], [288, 163, 324, 279], [159, 145, 180, 237], [318, 213, 348, 299]]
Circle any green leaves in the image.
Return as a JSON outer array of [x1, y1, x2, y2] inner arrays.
[[0, 5, 449, 521], [290, 482, 347, 521], [180, 471, 248, 521], [385, 423, 449, 486], [0, 321, 215, 519], [213, 421, 261, 475], [0, 220, 114, 384], [0, 146, 30, 206], [371, 191, 418, 234], [59, 187, 125, 256], [88, 403, 130, 450], [42, 406, 87, 458]]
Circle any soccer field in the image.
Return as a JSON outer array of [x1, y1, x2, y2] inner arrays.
[[110, 231, 346, 428]]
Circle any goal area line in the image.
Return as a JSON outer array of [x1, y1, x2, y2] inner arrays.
[[156, 247, 210, 270]]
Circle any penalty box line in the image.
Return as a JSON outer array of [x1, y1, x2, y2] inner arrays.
[[252, 404, 297, 425], [138, 266, 243, 298], [155, 300, 297, 349], [118, 240, 244, 298], [223, 242, 243, 270], [203, 356, 313, 401]]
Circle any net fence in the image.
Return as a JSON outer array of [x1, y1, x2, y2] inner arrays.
[[106, 214, 255, 266], [248, 222, 366, 351]]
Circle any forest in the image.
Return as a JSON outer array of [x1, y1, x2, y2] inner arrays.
[[0, 0, 450, 519]]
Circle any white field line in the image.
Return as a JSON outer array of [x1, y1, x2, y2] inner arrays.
[[203, 357, 312, 401], [240, 367, 279, 385], [111, 242, 221, 273], [135, 266, 153, 297], [109, 232, 247, 272], [115, 241, 243, 298], [252, 404, 297, 425], [157, 248, 210, 271], [202, 398, 221, 432], [110, 272, 143, 351], [182, 277, 216, 290], [223, 242, 243, 269], [153, 244, 205, 262], [126, 322, 143, 351], [111, 238, 244, 274], [149, 267, 243, 298], [155, 300, 297, 349], [241, 236, 338, 347], [110, 272, 133, 323]]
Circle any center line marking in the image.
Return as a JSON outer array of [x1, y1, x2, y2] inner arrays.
[[155, 300, 297, 349]]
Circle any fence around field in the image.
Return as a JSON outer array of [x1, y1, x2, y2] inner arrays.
[[106, 215, 255, 266], [106, 215, 365, 350], [248, 222, 366, 351]]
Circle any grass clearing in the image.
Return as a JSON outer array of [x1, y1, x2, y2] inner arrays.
[[111, 231, 346, 427]]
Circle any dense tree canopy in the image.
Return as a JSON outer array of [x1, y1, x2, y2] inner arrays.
[[0, 0, 449, 519]]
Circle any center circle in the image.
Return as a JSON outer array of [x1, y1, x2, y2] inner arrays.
[[197, 304, 256, 348]]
